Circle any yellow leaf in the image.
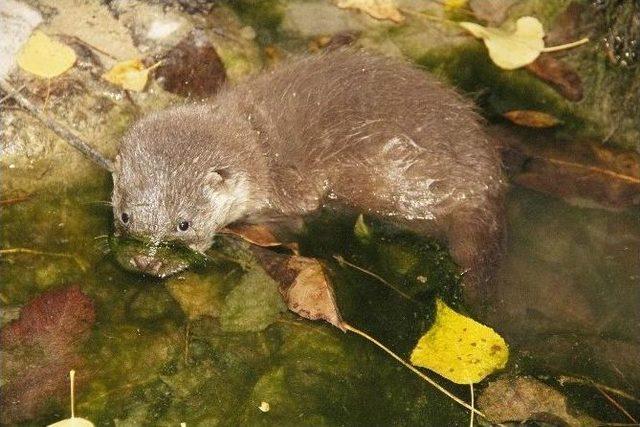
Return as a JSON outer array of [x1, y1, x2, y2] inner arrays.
[[410, 299, 508, 384], [334, 0, 404, 23], [459, 16, 544, 70], [102, 59, 160, 92], [503, 110, 561, 128], [48, 417, 94, 427], [17, 31, 76, 78], [444, 0, 468, 10]]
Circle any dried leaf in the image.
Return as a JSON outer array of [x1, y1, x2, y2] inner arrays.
[[526, 54, 583, 101], [503, 110, 561, 128], [334, 0, 404, 23], [1, 286, 95, 424], [410, 299, 508, 384], [459, 17, 545, 70], [251, 248, 346, 331], [223, 223, 282, 247], [496, 126, 640, 209], [17, 31, 76, 78], [102, 59, 160, 92]]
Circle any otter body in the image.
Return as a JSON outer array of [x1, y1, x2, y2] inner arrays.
[[113, 50, 505, 292]]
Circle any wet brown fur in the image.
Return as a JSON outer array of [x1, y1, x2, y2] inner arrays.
[[114, 50, 506, 296]]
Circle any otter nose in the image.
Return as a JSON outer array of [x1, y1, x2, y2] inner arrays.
[[131, 255, 162, 274]]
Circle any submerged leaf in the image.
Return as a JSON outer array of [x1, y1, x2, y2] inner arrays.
[[17, 31, 76, 78], [503, 110, 562, 128], [459, 17, 545, 70], [478, 376, 595, 426], [525, 55, 584, 101], [353, 214, 373, 244], [410, 299, 508, 384], [334, 0, 404, 23], [1, 286, 95, 424], [220, 268, 286, 332], [102, 59, 160, 92]]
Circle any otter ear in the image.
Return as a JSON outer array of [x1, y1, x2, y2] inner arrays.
[[205, 168, 229, 187]]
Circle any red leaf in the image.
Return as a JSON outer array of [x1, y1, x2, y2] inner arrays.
[[1, 285, 95, 424]]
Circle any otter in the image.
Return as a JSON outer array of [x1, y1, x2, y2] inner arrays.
[[113, 50, 506, 296]]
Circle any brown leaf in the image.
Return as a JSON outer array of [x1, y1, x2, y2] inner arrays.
[[478, 376, 591, 426], [155, 29, 226, 98], [251, 247, 346, 331], [222, 223, 282, 247], [223, 223, 300, 254], [1, 286, 95, 424], [494, 125, 640, 209], [503, 110, 562, 128], [526, 54, 584, 101]]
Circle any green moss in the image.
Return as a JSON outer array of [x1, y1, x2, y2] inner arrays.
[[225, 0, 286, 46], [417, 43, 588, 137]]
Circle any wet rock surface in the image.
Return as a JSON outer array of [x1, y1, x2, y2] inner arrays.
[[1, 0, 639, 425]]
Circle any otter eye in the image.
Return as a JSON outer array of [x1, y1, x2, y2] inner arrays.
[[178, 221, 190, 231], [121, 212, 130, 224]]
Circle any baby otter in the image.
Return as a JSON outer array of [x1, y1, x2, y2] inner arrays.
[[113, 50, 506, 296]]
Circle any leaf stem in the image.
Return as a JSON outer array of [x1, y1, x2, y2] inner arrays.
[[343, 322, 487, 419], [333, 255, 417, 303], [542, 37, 589, 52]]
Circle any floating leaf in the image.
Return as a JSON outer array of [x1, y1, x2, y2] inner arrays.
[[459, 17, 545, 70], [17, 31, 76, 78], [410, 299, 508, 384], [102, 59, 160, 92], [503, 110, 561, 128], [334, 0, 404, 23]]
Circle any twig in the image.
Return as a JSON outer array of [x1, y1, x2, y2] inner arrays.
[[538, 156, 640, 185], [0, 84, 25, 104], [333, 255, 417, 303], [0, 248, 88, 271], [469, 383, 475, 427], [596, 386, 639, 424], [558, 375, 640, 404], [344, 323, 487, 420], [0, 78, 113, 172], [0, 194, 31, 206]]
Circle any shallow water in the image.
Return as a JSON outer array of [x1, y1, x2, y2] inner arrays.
[[1, 172, 638, 425]]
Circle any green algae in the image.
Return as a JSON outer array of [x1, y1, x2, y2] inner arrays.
[[225, 0, 286, 46], [417, 43, 589, 138]]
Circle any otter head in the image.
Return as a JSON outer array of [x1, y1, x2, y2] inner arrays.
[[111, 105, 259, 277]]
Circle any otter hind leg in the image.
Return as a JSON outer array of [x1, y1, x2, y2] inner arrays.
[[445, 204, 506, 302]]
